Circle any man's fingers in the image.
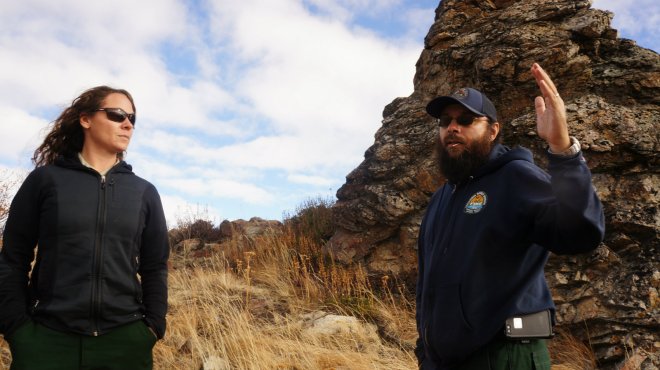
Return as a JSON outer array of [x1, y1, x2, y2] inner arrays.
[[532, 63, 559, 98], [534, 96, 546, 116], [537, 79, 553, 100], [537, 79, 564, 109]]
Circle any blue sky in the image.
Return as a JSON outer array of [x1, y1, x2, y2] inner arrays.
[[0, 0, 657, 227]]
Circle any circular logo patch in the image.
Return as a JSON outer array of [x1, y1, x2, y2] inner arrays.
[[452, 88, 469, 99], [464, 191, 487, 214]]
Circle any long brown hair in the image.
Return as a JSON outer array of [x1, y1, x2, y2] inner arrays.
[[32, 86, 136, 167]]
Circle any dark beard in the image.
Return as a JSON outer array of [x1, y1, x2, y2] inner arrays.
[[436, 132, 494, 184]]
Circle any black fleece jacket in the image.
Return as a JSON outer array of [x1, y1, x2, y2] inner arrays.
[[0, 156, 169, 339]]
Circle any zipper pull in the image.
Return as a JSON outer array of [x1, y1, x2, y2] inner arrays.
[[101, 175, 106, 189]]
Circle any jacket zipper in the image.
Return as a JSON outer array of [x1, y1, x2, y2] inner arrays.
[[91, 175, 108, 336]]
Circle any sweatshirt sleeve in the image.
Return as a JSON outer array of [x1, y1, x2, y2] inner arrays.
[[523, 152, 605, 254], [415, 210, 428, 366], [138, 184, 170, 339], [0, 171, 42, 336]]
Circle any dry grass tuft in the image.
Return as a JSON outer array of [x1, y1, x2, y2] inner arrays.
[[548, 328, 599, 370]]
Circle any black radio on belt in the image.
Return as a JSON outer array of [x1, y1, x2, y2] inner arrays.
[[504, 310, 554, 340]]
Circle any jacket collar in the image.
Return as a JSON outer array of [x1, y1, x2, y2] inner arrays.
[[54, 154, 134, 175], [447, 144, 534, 187]]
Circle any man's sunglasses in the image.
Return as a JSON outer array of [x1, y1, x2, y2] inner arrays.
[[93, 108, 136, 126], [437, 114, 483, 128]]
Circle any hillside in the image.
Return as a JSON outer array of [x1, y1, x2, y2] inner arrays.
[[2, 208, 605, 369]]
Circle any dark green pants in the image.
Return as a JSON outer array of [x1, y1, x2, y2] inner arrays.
[[7, 320, 157, 370], [453, 337, 551, 370]]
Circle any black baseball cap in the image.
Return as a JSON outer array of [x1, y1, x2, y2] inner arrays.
[[426, 87, 498, 122]]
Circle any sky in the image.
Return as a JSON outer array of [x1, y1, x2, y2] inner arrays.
[[0, 0, 657, 227]]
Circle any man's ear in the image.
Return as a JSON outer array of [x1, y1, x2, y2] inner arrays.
[[80, 114, 92, 129], [489, 121, 500, 142]]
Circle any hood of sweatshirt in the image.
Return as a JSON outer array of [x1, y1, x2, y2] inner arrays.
[[448, 143, 534, 186], [54, 155, 134, 175]]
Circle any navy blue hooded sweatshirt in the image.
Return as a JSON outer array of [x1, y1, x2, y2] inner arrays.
[[415, 144, 605, 369]]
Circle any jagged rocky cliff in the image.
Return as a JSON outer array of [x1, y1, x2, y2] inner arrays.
[[327, 0, 659, 368]]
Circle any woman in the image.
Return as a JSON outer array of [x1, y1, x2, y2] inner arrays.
[[0, 86, 169, 369]]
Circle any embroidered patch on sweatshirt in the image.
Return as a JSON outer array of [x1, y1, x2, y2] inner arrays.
[[464, 191, 487, 214]]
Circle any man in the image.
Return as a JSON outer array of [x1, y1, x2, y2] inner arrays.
[[415, 63, 605, 369]]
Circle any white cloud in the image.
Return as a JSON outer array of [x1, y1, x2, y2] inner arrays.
[[399, 6, 437, 42], [205, 0, 417, 164], [288, 173, 336, 186], [159, 194, 224, 228], [162, 177, 273, 205], [0, 0, 426, 221], [592, 0, 659, 51], [303, 0, 403, 21], [0, 106, 49, 166], [0, 0, 189, 48], [126, 154, 184, 179]]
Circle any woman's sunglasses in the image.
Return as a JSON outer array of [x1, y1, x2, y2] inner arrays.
[[93, 108, 136, 126], [437, 114, 483, 128]]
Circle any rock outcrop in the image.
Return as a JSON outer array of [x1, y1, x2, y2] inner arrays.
[[328, 0, 659, 368], [172, 217, 283, 260], [218, 217, 283, 240]]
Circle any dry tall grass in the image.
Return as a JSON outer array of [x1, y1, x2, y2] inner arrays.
[[154, 226, 418, 369]]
